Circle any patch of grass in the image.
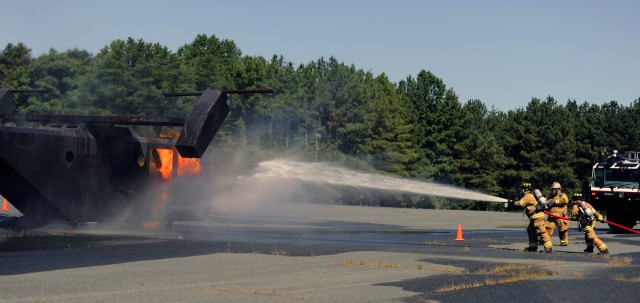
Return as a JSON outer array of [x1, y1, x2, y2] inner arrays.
[[340, 259, 401, 268], [340, 259, 464, 273], [429, 267, 465, 273], [435, 262, 562, 293], [614, 275, 640, 283], [272, 249, 289, 256], [377, 262, 402, 268], [607, 256, 633, 266], [435, 269, 558, 293], [436, 281, 484, 292], [477, 261, 561, 274], [340, 259, 354, 265]]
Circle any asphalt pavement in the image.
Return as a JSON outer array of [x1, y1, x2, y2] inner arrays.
[[1, 202, 639, 302]]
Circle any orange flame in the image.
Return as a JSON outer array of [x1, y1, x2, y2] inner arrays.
[[178, 157, 202, 177], [150, 132, 203, 227], [155, 148, 174, 180], [154, 148, 203, 180]]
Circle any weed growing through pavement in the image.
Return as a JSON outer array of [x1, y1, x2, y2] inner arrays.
[[435, 262, 561, 293], [435, 269, 558, 292], [477, 261, 561, 274], [607, 256, 633, 266], [272, 249, 289, 256], [614, 275, 640, 283], [338, 259, 462, 273]]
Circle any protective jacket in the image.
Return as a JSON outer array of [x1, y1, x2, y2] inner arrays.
[[515, 192, 544, 220], [570, 201, 608, 253], [571, 202, 603, 232], [546, 192, 570, 245], [548, 192, 569, 216], [514, 191, 553, 251]]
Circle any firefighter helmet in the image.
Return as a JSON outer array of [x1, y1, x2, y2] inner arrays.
[[521, 181, 532, 190], [573, 192, 584, 201], [551, 182, 562, 189]]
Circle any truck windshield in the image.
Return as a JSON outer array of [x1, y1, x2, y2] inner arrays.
[[593, 167, 640, 188]]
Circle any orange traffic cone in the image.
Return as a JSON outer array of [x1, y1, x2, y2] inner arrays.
[[1, 198, 9, 211], [454, 224, 464, 241]]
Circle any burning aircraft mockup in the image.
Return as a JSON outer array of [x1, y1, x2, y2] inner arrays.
[[0, 88, 272, 230]]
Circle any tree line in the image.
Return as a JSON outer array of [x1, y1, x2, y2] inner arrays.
[[1, 34, 639, 209]]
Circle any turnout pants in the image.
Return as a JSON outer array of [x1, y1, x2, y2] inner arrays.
[[585, 229, 608, 252], [546, 217, 569, 245], [528, 217, 553, 251]]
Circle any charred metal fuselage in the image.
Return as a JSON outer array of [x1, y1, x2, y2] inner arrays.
[[0, 88, 268, 229]]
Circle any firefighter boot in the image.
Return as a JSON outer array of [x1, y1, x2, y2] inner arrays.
[[584, 245, 594, 253], [597, 249, 609, 255], [544, 247, 552, 253], [524, 246, 538, 252]]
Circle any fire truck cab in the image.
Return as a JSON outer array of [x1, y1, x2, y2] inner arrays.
[[590, 150, 640, 231]]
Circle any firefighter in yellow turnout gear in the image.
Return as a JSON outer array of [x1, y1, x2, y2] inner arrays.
[[571, 193, 609, 255], [545, 182, 570, 246], [513, 182, 553, 252]]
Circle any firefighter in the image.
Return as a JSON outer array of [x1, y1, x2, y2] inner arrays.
[[570, 193, 609, 255], [545, 182, 570, 246], [513, 181, 553, 252]]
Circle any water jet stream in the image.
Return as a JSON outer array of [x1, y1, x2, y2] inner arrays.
[[247, 160, 507, 203]]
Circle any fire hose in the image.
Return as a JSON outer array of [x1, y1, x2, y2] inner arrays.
[[543, 210, 640, 235]]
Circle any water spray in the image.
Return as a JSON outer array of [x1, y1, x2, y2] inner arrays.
[[244, 160, 507, 203]]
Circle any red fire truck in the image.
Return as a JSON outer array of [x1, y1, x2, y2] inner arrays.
[[590, 150, 640, 231]]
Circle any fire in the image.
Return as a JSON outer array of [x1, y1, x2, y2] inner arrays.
[[155, 149, 174, 180], [178, 157, 202, 177], [154, 148, 202, 181], [147, 132, 203, 229]]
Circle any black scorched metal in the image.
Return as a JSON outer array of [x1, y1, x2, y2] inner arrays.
[[0, 88, 272, 229]]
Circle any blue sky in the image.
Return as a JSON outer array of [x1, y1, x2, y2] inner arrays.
[[1, 0, 638, 111]]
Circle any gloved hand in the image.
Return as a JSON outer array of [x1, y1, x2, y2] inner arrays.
[[599, 218, 606, 223]]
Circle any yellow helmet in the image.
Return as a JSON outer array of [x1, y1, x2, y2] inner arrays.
[[551, 182, 562, 189]]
